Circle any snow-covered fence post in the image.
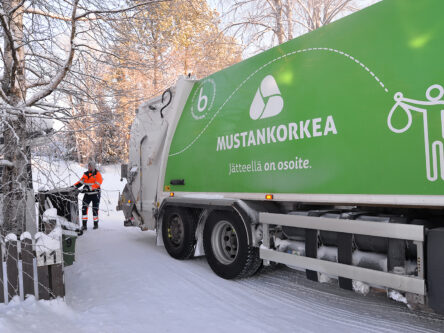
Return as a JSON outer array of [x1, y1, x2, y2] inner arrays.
[[5, 234, 19, 301], [20, 233, 35, 298], [36, 268, 49, 300], [50, 261, 65, 298], [35, 228, 65, 300], [35, 233, 51, 300], [0, 229, 66, 304]]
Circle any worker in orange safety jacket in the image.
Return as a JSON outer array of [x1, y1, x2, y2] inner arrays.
[[73, 160, 103, 230]]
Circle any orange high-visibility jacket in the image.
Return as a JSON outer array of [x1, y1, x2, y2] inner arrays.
[[74, 170, 103, 192]]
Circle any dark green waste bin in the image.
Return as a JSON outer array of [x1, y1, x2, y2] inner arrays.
[[62, 230, 78, 266]]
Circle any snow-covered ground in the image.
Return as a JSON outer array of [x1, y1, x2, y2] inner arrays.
[[1, 163, 444, 333]]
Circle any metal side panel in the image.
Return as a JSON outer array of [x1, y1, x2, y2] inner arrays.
[[161, 192, 444, 208], [260, 248, 425, 295], [160, 196, 237, 209], [260, 213, 424, 241]]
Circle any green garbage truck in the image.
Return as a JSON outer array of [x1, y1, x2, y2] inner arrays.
[[118, 0, 444, 314]]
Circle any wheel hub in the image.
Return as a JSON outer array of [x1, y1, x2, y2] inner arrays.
[[211, 220, 239, 265], [168, 215, 184, 247]]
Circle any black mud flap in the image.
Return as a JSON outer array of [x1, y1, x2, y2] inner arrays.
[[120, 184, 136, 221], [338, 232, 353, 290], [427, 228, 444, 315]]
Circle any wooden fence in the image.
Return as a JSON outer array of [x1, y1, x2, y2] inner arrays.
[[0, 230, 65, 304]]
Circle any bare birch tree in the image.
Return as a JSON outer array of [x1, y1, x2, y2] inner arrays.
[[0, 0, 166, 235], [217, 0, 380, 53]]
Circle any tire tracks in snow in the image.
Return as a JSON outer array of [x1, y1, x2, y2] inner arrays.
[[171, 260, 402, 332], [237, 267, 443, 333], [131, 232, 444, 332]]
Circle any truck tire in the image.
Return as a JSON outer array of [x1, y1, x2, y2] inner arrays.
[[203, 210, 262, 279], [162, 207, 196, 260]]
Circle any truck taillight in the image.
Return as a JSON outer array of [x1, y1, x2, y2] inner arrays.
[[265, 194, 273, 200], [170, 192, 174, 197]]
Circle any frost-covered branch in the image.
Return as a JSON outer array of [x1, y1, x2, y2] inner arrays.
[[0, 159, 14, 167], [75, 0, 170, 20], [24, 7, 87, 22], [25, 0, 79, 107]]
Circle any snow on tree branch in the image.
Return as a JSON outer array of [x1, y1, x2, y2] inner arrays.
[[24, 0, 79, 107], [0, 160, 14, 167], [75, 0, 171, 20]]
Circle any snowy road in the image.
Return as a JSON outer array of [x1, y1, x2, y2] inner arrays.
[[66, 220, 444, 333], [64, 221, 444, 333], [5, 216, 444, 333], [1, 165, 444, 332]]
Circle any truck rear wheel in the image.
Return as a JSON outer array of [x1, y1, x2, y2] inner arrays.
[[203, 210, 262, 279], [162, 207, 196, 260]]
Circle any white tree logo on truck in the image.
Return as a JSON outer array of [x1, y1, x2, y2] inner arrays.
[[250, 75, 284, 120], [388, 84, 444, 182]]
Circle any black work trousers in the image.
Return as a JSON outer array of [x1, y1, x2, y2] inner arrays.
[[82, 192, 101, 223]]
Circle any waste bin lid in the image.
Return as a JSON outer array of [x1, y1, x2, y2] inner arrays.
[[62, 229, 78, 237]]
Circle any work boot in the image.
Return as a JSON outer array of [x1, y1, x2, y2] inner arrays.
[[82, 221, 87, 231], [93, 221, 98, 229]]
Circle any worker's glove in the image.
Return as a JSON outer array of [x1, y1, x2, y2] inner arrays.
[[80, 186, 91, 193]]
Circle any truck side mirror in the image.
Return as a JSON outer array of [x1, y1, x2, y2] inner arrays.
[[121, 164, 128, 181]]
